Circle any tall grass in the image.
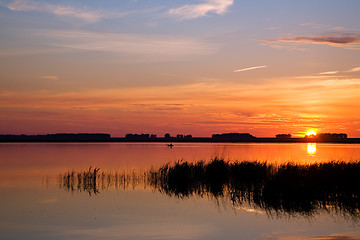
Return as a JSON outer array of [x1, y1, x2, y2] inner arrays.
[[59, 159, 360, 218]]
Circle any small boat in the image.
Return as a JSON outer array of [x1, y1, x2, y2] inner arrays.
[[167, 143, 174, 147]]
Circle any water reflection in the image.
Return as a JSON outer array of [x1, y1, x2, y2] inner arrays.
[[59, 167, 146, 195], [307, 143, 317, 156], [59, 159, 360, 221]]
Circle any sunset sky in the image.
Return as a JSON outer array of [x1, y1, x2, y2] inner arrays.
[[1, 0, 360, 137]]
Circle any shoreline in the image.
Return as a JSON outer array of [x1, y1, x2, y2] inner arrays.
[[1, 135, 360, 143]]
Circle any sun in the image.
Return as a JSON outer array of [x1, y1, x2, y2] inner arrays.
[[306, 130, 317, 137]]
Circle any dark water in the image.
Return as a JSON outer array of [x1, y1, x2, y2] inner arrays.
[[1, 143, 360, 240]]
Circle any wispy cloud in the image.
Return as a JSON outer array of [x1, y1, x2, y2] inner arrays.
[[299, 22, 329, 29], [347, 67, 360, 73], [36, 30, 216, 57], [319, 71, 339, 75], [293, 75, 345, 79], [2, 76, 360, 136], [5, 0, 128, 23], [234, 65, 267, 73], [41, 75, 59, 81], [295, 67, 360, 79], [264, 32, 360, 49], [168, 0, 233, 20]]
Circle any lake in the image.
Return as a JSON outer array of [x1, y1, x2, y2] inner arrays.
[[1, 142, 360, 240]]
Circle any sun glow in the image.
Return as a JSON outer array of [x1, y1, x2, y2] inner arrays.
[[306, 130, 317, 137], [307, 143, 317, 156]]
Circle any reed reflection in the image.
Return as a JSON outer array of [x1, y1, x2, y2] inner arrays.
[[59, 167, 147, 195], [59, 159, 360, 220], [307, 143, 317, 156]]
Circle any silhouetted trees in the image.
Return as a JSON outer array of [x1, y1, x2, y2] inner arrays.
[[276, 134, 291, 139], [212, 133, 256, 142]]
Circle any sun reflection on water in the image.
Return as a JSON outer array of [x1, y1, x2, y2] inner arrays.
[[307, 143, 317, 156]]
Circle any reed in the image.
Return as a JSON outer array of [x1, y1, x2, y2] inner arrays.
[[59, 159, 360, 218]]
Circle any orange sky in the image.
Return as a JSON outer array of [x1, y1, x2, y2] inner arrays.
[[1, 1, 360, 137], [1, 75, 360, 137]]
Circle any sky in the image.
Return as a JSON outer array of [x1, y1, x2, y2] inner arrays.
[[0, 0, 360, 137]]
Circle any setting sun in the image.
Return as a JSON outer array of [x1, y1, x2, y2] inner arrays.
[[306, 130, 317, 137]]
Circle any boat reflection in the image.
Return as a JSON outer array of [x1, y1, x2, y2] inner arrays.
[[307, 143, 317, 156], [59, 159, 360, 221]]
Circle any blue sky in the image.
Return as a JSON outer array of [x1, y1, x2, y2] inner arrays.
[[1, 0, 360, 136]]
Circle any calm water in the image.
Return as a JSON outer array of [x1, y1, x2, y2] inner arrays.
[[1, 142, 360, 240]]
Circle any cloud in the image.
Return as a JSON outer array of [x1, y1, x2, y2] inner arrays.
[[319, 71, 339, 75], [234, 65, 267, 73], [293, 75, 345, 80], [41, 75, 59, 81], [2, 76, 360, 137], [168, 0, 233, 20], [37, 29, 216, 57], [294, 67, 360, 80], [347, 67, 360, 73], [299, 22, 329, 29], [264, 33, 360, 48], [5, 0, 128, 23]]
